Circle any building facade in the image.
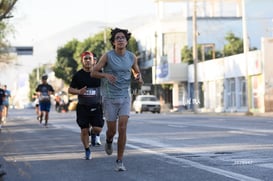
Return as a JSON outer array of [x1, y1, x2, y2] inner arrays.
[[133, 0, 273, 112], [188, 37, 273, 113]]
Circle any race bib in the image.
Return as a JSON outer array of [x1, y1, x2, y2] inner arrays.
[[39, 92, 50, 101], [84, 88, 97, 96], [78, 87, 101, 106], [39, 95, 50, 101]]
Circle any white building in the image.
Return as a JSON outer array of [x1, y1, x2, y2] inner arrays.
[[132, 0, 273, 113], [188, 38, 273, 113]]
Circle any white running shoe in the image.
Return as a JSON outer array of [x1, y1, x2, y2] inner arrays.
[[115, 160, 126, 171], [95, 136, 101, 145]]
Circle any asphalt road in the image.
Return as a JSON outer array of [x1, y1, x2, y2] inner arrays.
[[1, 108, 273, 181]]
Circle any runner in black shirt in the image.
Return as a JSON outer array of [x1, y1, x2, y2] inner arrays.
[[68, 51, 104, 160], [36, 74, 54, 127]]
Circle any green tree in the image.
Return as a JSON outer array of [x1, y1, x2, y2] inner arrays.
[[28, 66, 46, 100], [53, 30, 140, 87], [223, 32, 244, 56], [53, 39, 79, 85], [181, 45, 208, 64], [0, 0, 18, 61], [181, 46, 193, 64], [75, 29, 112, 64], [181, 32, 258, 63], [127, 36, 138, 54], [0, 0, 17, 21]]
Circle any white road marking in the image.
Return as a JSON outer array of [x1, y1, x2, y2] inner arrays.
[[52, 120, 264, 181], [258, 163, 273, 169], [126, 143, 262, 181], [167, 122, 270, 137], [228, 130, 267, 136]]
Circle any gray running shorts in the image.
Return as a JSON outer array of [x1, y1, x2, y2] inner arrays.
[[103, 97, 131, 121]]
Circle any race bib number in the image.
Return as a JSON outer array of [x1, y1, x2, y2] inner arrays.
[[84, 88, 97, 96], [78, 87, 101, 106], [39, 95, 50, 101], [39, 92, 50, 101]]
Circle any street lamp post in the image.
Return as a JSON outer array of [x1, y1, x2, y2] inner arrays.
[[242, 0, 252, 115], [154, 32, 158, 97]]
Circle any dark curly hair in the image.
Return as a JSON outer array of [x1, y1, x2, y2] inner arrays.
[[109, 27, 131, 49]]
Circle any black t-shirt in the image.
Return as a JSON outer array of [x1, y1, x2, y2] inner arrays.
[[36, 83, 54, 102], [0, 88, 5, 105], [70, 69, 101, 106]]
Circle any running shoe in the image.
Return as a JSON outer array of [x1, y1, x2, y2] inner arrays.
[[91, 134, 96, 146], [115, 160, 126, 171], [85, 149, 91, 160], [104, 141, 113, 155], [95, 136, 101, 145], [38, 117, 42, 124], [2, 117, 6, 124], [0, 170, 7, 177]]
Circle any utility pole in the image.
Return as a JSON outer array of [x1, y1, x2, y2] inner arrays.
[[154, 32, 158, 97], [242, 0, 252, 115], [193, 0, 199, 113]]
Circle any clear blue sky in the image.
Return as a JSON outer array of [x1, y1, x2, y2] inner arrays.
[[9, 0, 157, 45]]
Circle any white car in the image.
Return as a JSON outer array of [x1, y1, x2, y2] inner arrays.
[[133, 95, 161, 113]]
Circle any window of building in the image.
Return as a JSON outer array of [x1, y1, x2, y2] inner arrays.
[[227, 78, 236, 108], [216, 79, 224, 108], [238, 77, 247, 107], [178, 84, 187, 106]]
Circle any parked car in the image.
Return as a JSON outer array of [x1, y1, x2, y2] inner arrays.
[[133, 95, 161, 113]]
